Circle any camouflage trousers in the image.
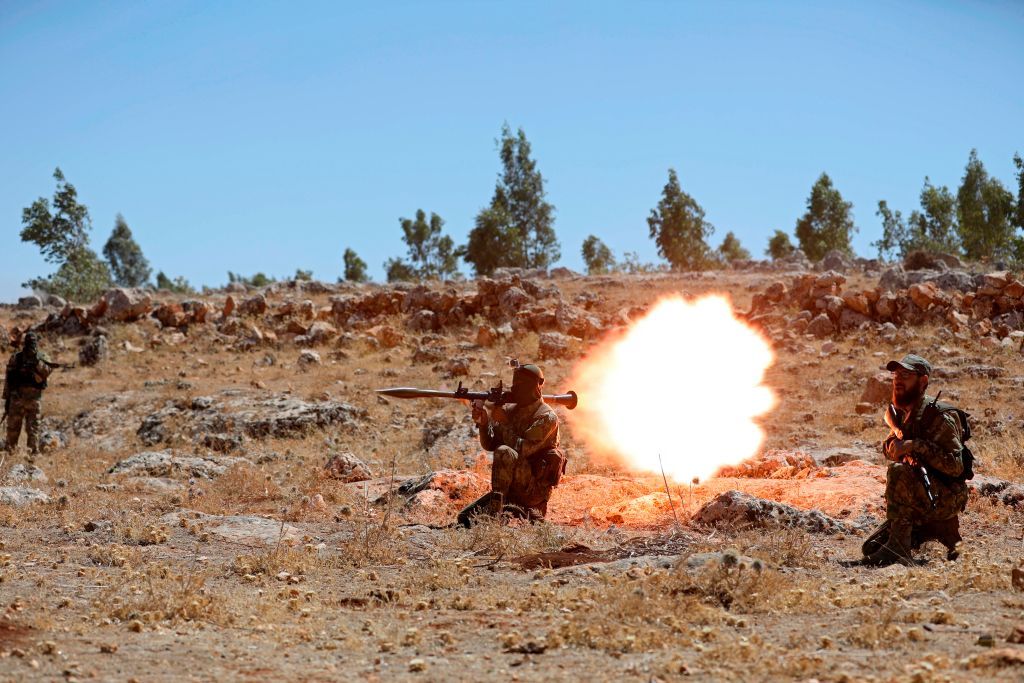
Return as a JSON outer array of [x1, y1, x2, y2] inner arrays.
[[884, 462, 968, 523], [862, 463, 969, 561], [457, 446, 560, 526], [4, 395, 41, 454]]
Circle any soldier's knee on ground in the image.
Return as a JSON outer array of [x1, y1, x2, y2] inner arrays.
[[494, 445, 518, 465]]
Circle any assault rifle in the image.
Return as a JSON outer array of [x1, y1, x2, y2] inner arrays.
[[884, 402, 936, 508]]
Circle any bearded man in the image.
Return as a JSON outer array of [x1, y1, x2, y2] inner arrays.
[[456, 363, 567, 527], [860, 354, 972, 566]]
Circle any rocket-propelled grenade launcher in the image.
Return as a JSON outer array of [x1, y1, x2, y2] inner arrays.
[[376, 381, 578, 410]]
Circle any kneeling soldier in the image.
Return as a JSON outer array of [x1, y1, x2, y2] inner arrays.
[[457, 363, 566, 527], [862, 354, 972, 566]]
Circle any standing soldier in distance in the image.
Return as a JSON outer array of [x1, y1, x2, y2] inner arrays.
[[860, 354, 972, 566], [457, 363, 567, 527], [3, 332, 55, 457]]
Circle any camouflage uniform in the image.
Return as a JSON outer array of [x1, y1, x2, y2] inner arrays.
[[457, 398, 565, 526], [863, 393, 969, 563], [3, 338, 53, 454]]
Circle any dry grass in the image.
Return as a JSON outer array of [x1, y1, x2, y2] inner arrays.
[[3, 271, 1024, 680]]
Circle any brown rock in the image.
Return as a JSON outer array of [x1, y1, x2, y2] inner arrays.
[[305, 321, 338, 345], [983, 271, 1010, 290], [154, 303, 186, 328], [367, 325, 404, 349], [855, 402, 875, 415], [324, 452, 373, 483], [860, 372, 891, 405], [102, 288, 152, 322], [476, 325, 497, 348], [1005, 281, 1024, 299], [806, 313, 834, 338], [499, 287, 531, 319], [239, 294, 268, 317], [407, 309, 438, 332], [842, 291, 871, 316], [538, 331, 572, 360], [874, 292, 898, 322], [223, 295, 235, 318], [286, 320, 309, 336], [908, 282, 942, 310], [446, 357, 470, 377]]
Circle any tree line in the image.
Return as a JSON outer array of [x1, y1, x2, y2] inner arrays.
[[19, 136, 1024, 301]]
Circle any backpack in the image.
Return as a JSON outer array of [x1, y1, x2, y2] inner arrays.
[[921, 399, 974, 482]]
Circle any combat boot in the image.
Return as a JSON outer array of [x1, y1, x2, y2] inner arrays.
[[861, 520, 890, 558], [864, 519, 915, 567], [915, 516, 962, 560]]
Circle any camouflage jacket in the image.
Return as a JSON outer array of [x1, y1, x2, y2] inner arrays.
[[480, 399, 560, 458], [883, 394, 965, 481], [3, 351, 53, 400]]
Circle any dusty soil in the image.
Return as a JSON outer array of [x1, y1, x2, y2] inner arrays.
[[2, 269, 1024, 682]]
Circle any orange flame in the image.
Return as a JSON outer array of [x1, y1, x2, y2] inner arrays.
[[567, 295, 777, 482]]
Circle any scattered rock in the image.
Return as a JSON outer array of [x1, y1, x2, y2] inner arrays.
[[683, 550, 766, 572], [4, 464, 47, 484], [538, 331, 572, 360], [38, 429, 68, 452], [298, 350, 321, 367], [79, 333, 109, 367], [161, 510, 302, 546], [239, 294, 268, 317], [0, 487, 50, 507], [108, 451, 246, 479], [692, 490, 853, 534], [17, 295, 42, 309], [102, 288, 152, 322], [807, 313, 835, 338], [324, 452, 373, 483]]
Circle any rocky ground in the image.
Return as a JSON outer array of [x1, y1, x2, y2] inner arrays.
[[3, 253, 1024, 681]]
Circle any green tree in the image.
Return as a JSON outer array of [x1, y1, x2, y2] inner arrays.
[[26, 247, 112, 302], [873, 201, 907, 260], [794, 173, 856, 261], [716, 231, 751, 265], [155, 271, 195, 294], [103, 214, 152, 287], [460, 207, 511, 277], [343, 248, 368, 282], [463, 124, 559, 276], [646, 168, 714, 270], [765, 230, 795, 259], [908, 179, 959, 254], [956, 149, 1016, 260], [1013, 153, 1024, 230], [385, 258, 417, 282], [227, 272, 275, 288], [581, 235, 615, 275], [294, 268, 313, 281], [874, 178, 960, 260], [20, 168, 91, 264], [20, 167, 112, 300], [391, 209, 459, 279]]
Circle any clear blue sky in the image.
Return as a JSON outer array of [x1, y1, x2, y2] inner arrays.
[[2, 1, 1022, 300]]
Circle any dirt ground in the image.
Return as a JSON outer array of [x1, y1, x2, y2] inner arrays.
[[3, 270, 1024, 682]]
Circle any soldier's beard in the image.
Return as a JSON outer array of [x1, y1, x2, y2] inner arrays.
[[893, 381, 924, 409]]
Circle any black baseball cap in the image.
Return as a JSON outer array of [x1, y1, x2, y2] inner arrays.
[[886, 354, 932, 376]]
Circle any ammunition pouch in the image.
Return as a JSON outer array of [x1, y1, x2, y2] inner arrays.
[[531, 448, 567, 488]]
